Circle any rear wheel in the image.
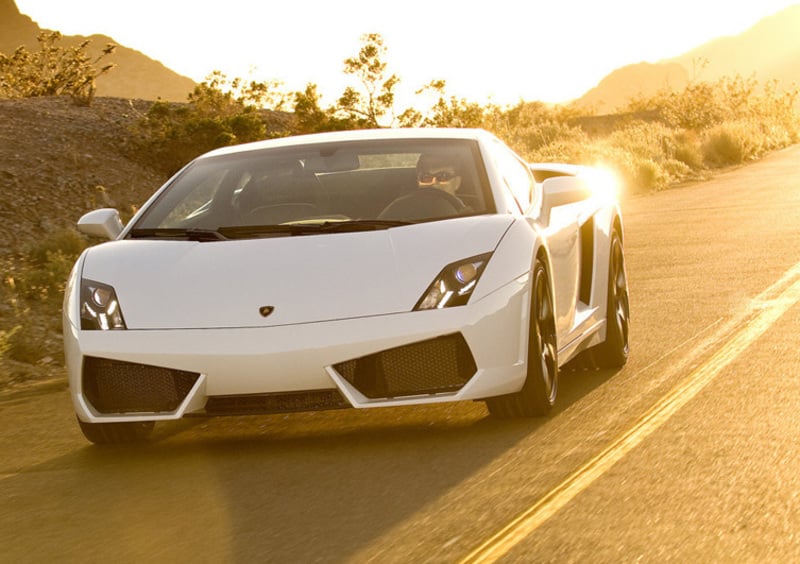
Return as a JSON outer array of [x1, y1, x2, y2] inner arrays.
[[591, 228, 629, 368], [77, 418, 155, 445], [487, 259, 558, 417]]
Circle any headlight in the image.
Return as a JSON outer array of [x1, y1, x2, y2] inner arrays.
[[80, 279, 127, 330], [414, 253, 492, 310]]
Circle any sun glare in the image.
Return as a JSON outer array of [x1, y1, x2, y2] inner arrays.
[[583, 167, 621, 204]]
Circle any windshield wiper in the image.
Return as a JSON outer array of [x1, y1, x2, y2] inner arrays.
[[219, 220, 413, 239], [316, 219, 413, 232], [218, 224, 324, 238], [128, 228, 227, 241]]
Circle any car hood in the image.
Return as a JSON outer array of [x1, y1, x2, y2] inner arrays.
[[80, 216, 515, 329]]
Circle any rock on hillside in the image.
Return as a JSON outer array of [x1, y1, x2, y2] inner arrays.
[[1, 0, 196, 102], [0, 96, 168, 254]]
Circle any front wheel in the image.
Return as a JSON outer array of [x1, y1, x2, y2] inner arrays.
[[77, 418, 155, 445], [487, 259, 558, 417]]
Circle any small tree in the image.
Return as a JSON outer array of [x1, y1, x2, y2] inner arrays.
[[293, 83, 356, 133], [336, 33, 399, 128], [400, 80, 486, 128], [292, 33, 400, 132], [0, 31, 115, 106]]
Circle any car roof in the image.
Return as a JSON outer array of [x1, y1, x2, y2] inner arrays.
[[201, 128, 496, 159]]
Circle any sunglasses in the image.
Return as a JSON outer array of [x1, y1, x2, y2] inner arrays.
[[418, 170, 458, 184]]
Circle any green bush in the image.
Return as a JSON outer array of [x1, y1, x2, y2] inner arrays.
[[4, 325, 43, 364], [13, 229, 89, 304], [133, 71, 287, 174], [24, 228, 88, 266], [15, 250, 77, 303], [134, 101, 266, 175]]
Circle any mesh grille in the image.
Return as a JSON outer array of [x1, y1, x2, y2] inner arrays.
[[333, 333, 476, 399], [204, 390, 350, 415], [83, 357, 199, 414]]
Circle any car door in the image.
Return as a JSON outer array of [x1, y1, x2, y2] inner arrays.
[[487, 144, 581, 344], [540, 195, 581, 340]]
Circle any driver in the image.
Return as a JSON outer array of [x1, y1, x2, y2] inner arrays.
[[416, 151, 463, 196], [378, 150, 469, 220]]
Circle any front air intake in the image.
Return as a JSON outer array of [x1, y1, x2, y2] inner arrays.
[[333, 333, 477, 399], [203, 390, 351, 415], [82, 357, 199, 414]]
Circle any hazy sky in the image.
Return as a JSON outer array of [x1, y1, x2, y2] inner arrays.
[[15, 0, 800, 107]]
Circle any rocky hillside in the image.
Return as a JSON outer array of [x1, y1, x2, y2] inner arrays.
[[0, 96, 167, 254], [1, 0, 196, 102]]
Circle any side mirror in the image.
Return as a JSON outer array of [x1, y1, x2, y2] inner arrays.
[[539, 176, 592, 226], [77, 208, 124, 240]]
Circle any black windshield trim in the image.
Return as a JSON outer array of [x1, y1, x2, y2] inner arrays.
[[128, 228, 227, 241], [218, 219, 415, 238]]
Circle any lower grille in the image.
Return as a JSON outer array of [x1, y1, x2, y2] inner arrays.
[[82, 357, 199, 414], [333, 333, 476, 399], [203, 390, 350, 415]]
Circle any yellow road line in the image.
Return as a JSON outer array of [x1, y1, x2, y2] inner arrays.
[[461, 268, 800, 563]]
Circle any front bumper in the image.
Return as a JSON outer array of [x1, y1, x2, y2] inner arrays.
[[65, 274, 531, 423]]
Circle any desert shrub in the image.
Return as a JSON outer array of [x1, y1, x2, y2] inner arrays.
[[134, 103, 264, 175], [24, 228, 88, 266], [630, 158, 666, 192], [661, 158, 693, 181], [13, 229, 89, 304], [509, 121, 588, 159], [399, 92, 487, 129], [580, 143, 669, 194], [0, 31, 115, 106], [0, 229, 88, 371], [606, 155, 667, 193], [3, 324, 44, 363], [487, 101, 582, 149], [15, 250, 77, 303], [701, 121, 761, 167], [670, 131, 705, 170], [754, 119, 795, 151], [662, 81, 728, 130], [528, 139, 589, 164], [133, 71, 288, 174], [0, 326, 18, 362], [607, 121, 676, 161]]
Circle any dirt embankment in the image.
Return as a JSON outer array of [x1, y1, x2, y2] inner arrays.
[[0, 96, 169, 392], [0, 96, 167, 254]]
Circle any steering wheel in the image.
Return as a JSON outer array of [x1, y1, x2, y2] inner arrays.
[[417, 188, 466, 212]]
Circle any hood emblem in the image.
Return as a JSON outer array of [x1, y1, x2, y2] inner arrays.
[[259, 306, 275, 318]]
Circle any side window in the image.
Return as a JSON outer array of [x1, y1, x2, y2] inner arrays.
[[491, 142, 534, 212]]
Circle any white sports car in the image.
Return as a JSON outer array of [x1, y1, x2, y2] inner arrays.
[[63, 128, 629, 444]]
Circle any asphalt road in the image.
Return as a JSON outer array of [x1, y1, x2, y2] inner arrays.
[[3, 146, 800, 563]]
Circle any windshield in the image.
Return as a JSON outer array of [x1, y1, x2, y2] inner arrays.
[[130, 138, 494, 238]]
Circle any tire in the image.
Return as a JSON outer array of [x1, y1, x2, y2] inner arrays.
[[77, 418, 155, 445], [592, 227, 630, 368], [487, 259, 559, 417]]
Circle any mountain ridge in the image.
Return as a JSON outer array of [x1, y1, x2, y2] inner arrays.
[[0, 0, 195, 102], [575, 4, 800, 113]]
